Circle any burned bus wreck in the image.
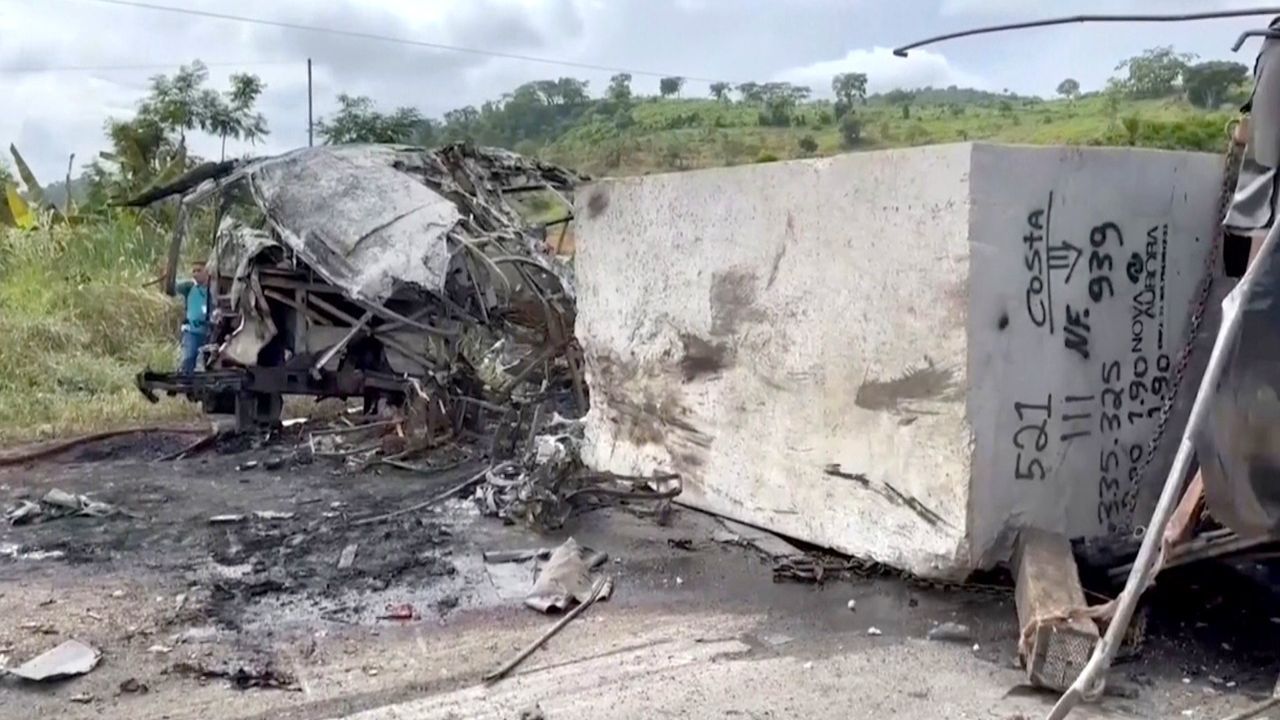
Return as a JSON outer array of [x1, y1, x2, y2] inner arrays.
[[135, 144, 583, 431]]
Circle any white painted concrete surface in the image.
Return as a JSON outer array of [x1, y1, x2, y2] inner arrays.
[[966, 144, 1222, 563], [574, 143, 1223, 577]]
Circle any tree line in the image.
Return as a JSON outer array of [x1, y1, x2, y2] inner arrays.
[[1055, 46, 1250, 109], [71, 45, 1252, 209]]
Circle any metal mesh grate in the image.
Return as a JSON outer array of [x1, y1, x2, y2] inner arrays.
[[1028, 625, 1097, 692]]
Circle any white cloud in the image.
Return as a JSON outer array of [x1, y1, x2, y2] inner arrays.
[[775, 46, 987, 96], [939, 0, 1258, 16], [938, 0, 1028, 15]]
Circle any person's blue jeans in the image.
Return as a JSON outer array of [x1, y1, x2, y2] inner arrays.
[[180, 329, 206, 374]]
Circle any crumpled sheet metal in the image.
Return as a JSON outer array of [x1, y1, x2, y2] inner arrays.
[[6, 489, 120, 525], [524, 537, 611, 613], [1196, 236, 1280, 537], [8, 639, 100, 681], [244, 145, 462, 303], [210, 219, 280, 366]]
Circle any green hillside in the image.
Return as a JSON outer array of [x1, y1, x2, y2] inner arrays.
[[539, 94, 1233, 177]]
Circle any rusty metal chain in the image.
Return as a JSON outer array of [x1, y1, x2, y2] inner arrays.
[[1130, 130, 1245, 535]]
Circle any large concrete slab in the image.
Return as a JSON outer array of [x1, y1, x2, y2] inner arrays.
[[574, 143, 1223, 578]]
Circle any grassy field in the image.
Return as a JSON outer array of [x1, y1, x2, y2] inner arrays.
[[0, 92, 1236, 444], [543, 94, 1233, 175], [0, 217, 199, 443]]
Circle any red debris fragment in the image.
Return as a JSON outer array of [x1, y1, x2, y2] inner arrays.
[[379, 603, 416, 621]]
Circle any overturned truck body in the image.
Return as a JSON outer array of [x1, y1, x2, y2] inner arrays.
[[137, 144, 584, 431]]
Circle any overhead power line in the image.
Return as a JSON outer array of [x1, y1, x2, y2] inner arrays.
[[72, 0, 733, 84]]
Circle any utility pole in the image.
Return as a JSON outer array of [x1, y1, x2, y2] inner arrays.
[[307, 58, 314, 147]]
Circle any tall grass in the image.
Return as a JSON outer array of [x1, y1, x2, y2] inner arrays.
[[0, 214, 199, 443]]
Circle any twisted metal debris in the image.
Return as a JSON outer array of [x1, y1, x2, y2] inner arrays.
[[133, 143, 675, 529]]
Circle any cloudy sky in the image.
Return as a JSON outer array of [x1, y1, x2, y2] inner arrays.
[[0, 0, 1273, 179]]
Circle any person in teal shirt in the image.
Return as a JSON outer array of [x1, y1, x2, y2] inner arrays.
[[171, 261, 211, 374]]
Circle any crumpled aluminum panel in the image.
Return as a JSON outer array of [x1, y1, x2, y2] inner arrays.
[[245, 145, 461, 302]]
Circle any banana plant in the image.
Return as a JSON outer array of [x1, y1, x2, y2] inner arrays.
[[1, 181, 35, 229]]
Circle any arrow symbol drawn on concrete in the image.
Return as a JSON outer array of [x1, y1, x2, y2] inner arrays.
[[1048, 241, 1083, 284]]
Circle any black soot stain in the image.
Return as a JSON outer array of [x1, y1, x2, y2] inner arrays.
[[855, 357, 961, 413], [709, 269, 767, 337], [586, 189, 609, 218], [824, 464, 952, 530], [679, 334, 734, 382]]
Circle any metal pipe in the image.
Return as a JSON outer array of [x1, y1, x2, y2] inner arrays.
[[1045, 218, 1280, 720], [893, 8, 1280, 57], [1234, 28, 1280, 51], [307, 58, 314, 147], [162, 202, 188, 296], [311, 310, 373, 378]]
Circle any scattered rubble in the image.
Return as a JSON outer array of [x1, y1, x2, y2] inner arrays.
[[379, 603, 417, 621], [927, 622, 974, 643], [170, 657, 298, 691], [713, 518, 802, 559], [482, 548, 551, 564], [7, 639, 100, 681], [486, 575, 613, 683], [525, 537, 610, 613], [337, 543, 358, 569], [209, 514, 245, 524], [6, 489, 123, 525]]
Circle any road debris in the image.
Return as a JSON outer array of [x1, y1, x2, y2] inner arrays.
[[927, 622, 973, 643], [6, 489, 122, 525], [713, 518, 802, 558], [119, 677, 149, 694], [867, 627, 883, 636], [1014, 528, 1098, 693], [473, 416, 682, 530], [485, 575, 613, 683], [379, 603, 417, 621], [525, 537, 610, 613], [337, 543, 358, 570], [209, 514, 245, 524], [68, 692, 94, 704], [519, 704, 547, 720], [170, 658, 299, 691], [252, 510, 294, 521], [847, 599, 857, 611], [147, 644, 172, 655], [482, 548, 552, 564], [8, 639, 100, 681]]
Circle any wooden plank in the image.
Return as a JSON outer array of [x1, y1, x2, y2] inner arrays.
[[1163, 473, 1206, 551], [1015, 528, 1100, 692]]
